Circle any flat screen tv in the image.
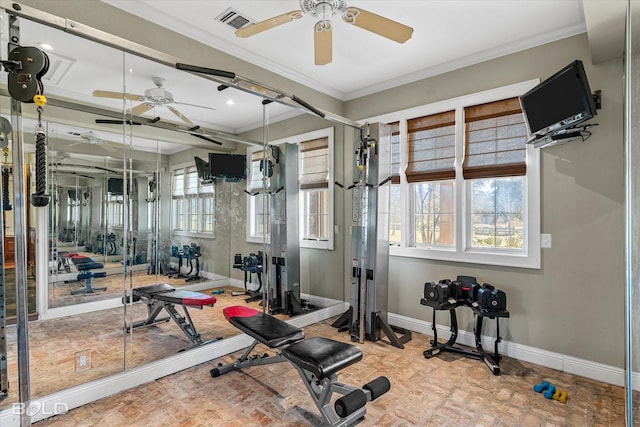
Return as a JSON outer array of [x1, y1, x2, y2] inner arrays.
[[208, 153, 247, 182], [519, 60, 597, 141], [108, 177, 124, 195]]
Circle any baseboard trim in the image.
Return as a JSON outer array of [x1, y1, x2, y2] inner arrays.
[[388, 312, 627, 387]]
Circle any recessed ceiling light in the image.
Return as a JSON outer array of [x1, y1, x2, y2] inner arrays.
[[38, 42, 53, 51], [226, 99, 234, 105]]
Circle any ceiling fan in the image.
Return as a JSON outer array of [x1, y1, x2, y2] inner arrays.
[[67, 130, 118, 151], [92, 77, 215, 126], [235, 0, 414, 65]]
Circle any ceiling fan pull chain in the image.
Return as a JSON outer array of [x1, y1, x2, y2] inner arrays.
[[30, 96, 50, 207]]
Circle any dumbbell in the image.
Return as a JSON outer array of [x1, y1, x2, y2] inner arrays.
[[552, 389, 568, 403], [543, 384, 556, 399], [533, 381, 550, 393]]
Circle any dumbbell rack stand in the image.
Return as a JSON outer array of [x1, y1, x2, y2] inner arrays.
[[420, 298, 509, 375]]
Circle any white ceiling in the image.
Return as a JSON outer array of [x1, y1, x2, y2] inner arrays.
[[9, 1, 590, 154], [103, 0, 587, 101]]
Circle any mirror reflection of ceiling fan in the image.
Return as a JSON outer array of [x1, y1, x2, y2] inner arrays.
[[235, 0, 414, 65], [67, 130, 118, 151], [92, 77, 216, 126]]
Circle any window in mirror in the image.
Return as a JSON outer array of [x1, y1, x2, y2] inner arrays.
[[171, 166, 215, 236], [246, 128, 334, 249], [247, 148, 270, 243], [107, 194, 124, 228], [299, 135, 333, 249]]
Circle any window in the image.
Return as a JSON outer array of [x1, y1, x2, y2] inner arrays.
[[388, 122, 402, 245], [171, 165, 215, 236], [246, 128, 334, 250], [299, 136, 332, 249], [370, 80, 540, 268], [246, 148, 270, 242], [464, 98, 527, 251]]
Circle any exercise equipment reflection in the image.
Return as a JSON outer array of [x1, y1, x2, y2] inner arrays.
[[231, 252, 264, 303], [126, 283, 219, 346], [211, 306, 390, 426], [168, 243, 202, 282], [67, 254, 107, 295]]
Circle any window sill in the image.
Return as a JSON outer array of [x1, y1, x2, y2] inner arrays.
[[301, 239, 333, 251], [389, 245, 540, 269], [173, 230, 215, 239]]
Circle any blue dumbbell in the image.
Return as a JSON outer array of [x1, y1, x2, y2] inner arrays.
[[533, 381, 550, 393], [544, 384, 556, 399]]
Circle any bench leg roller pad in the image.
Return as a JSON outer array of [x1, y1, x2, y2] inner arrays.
[[335, 389, 367, 418], [363, 376, 391, 401]]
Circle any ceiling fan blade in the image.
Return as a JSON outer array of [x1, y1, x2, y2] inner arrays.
[[342, 7, 413, 43], [172, 101, 216, 111], [167, 105, 194, 126], [235, 10, 303, 38], [314, 20, 333, 66], [92, 90, 146, 102], [131, 102, 155, 116]]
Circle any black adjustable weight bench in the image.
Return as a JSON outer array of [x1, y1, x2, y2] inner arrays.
[[211, 306, 390, 427], [127, 283, 220, 346], [69, 255, 107, 295]]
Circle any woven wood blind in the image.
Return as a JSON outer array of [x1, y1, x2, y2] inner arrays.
[[388, 121, 400, 184], [406, 110, 456, 182], [299, 137, 329, 189], [463, 97, 527, 179], [248, 150, 266, 191]]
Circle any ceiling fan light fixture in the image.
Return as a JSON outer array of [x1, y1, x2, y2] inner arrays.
[[300, 0, 347, 17]]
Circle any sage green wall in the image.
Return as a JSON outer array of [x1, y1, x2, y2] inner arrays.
[[346, 34, 625, 368]]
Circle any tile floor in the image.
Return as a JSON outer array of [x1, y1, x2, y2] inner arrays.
[[1, 279, 631, 426]]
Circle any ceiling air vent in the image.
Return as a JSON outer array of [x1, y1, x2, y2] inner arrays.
[[215, 7, 254, 30]]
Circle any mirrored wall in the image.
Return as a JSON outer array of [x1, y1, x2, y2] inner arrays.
[[0, 6, 347, 415]]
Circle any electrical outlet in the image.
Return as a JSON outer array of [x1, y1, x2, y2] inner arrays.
[[75, 350, 92, 372], [541, 233, 552, 248]]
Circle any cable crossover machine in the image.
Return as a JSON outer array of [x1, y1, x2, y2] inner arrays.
[[332, 123, 412, 349]]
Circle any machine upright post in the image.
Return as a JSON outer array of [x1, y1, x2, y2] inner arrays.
[[269, 143, 302, 315], [337, 123, 411, 348], [8, 14, 32, 426]]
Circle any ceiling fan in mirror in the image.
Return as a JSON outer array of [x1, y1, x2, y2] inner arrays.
[[92, 76, 215, 126], [67, 130, 119, 152], [235, 0, 414, 65]]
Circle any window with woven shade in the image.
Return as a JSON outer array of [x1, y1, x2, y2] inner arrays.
[[248, 149, 267, 192], [463, 97, 527, 179], [406, 110, 456, 182], [299, 137, 329, 189], [171, 164, 215, 236]]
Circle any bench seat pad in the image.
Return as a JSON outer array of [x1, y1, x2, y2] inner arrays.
[[133, 284, 216, 306], [157, 290, 216, 306], [223, 306, 304, 348], [281, 336, 362, 380], [75, 261, 104, 270], [134, 283, 176, 296]]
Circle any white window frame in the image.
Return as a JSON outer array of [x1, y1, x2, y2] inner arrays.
[[363, 80, 541, 269], [246, 127, 334, 250], [246, 147, 271, 243], [171, 164, 215, 238]]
